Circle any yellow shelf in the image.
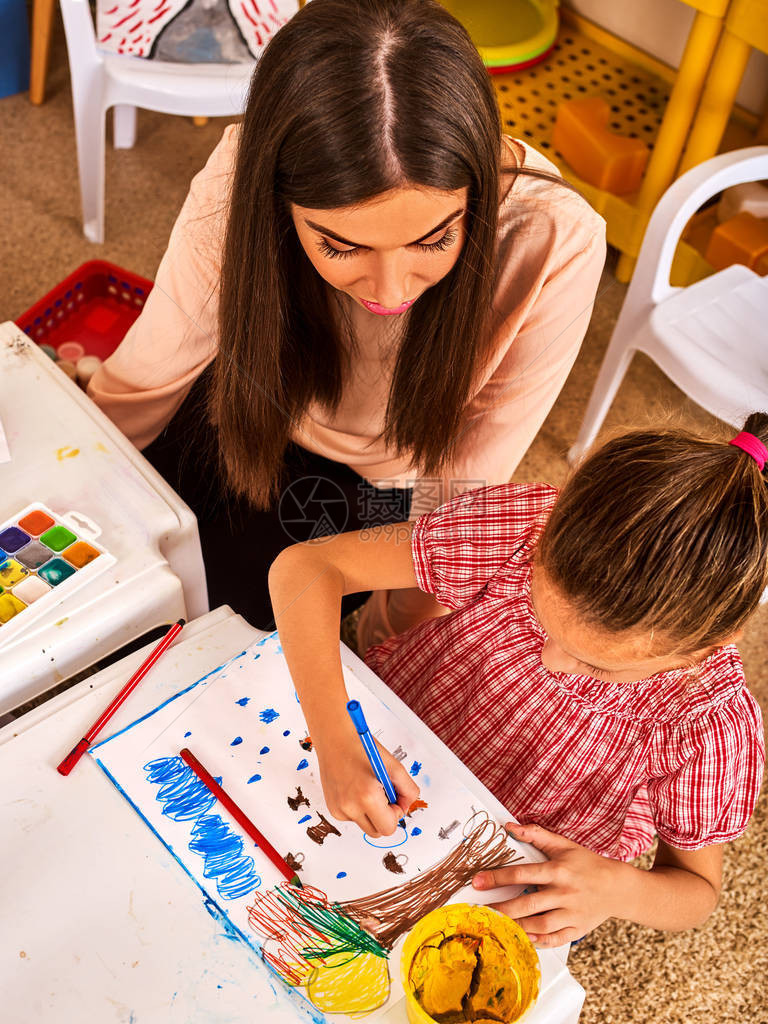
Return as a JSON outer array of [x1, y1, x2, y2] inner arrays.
[[489, 12, 757, 282]]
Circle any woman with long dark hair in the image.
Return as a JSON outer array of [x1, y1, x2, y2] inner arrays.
[[89, 0, 605, 639]]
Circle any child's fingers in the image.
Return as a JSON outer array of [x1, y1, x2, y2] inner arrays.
[[387, 757, 421, 807], [508, 909, 574, 941], [473, 860, 554, 891], [489, 886, 560, 923], [506, 822, 577, 856], [364, 798, 403, 837]]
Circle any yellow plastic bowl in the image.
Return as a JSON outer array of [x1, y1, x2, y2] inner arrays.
[[401, 903, 540, 1024], [442, 0, 559, 69]]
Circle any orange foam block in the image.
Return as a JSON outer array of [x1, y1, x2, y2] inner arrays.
[[705, 212, 768, 273], [552, 97, 650, 195]]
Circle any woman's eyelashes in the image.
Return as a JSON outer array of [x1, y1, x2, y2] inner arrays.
[[316, 228, 459, 261]]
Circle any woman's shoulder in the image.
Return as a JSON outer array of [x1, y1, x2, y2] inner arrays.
[[497, 135, 605, 247]]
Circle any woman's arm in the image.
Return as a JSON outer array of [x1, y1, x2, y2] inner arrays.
[[87, 125, 238, 448], [473, 824, 722, 944], [268, 523, 421, 835]]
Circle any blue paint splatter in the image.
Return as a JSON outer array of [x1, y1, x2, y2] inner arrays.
[[296, 758, 309, 771], [283, 730, 290, 737], [409, 760, 422, 777], [144, 757, 218, 820], [298, 814, 311, 824], [231, 736, 243, 746], [188, 814, 262, 899], [247, 774, 262, 783], [235, 697, 250, 707], [336, 871, 347, 879], [184, 731, 191, 738], [260, 746, 270, 755], [411, 827, 422, 836], [259, 708, 279, 724]]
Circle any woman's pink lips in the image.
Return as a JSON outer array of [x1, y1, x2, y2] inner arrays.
[[360, 298, 415, 316]]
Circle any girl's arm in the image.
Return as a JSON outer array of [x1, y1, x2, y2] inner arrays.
[[268, 524, 421, 836], [473, 824, 722, 944]]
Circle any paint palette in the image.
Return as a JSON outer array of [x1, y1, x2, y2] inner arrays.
[[0, 503, 115, 646]]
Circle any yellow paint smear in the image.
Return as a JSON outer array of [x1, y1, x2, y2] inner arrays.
[[306, 950, 390, 1017], [56, 447, 80, 460]]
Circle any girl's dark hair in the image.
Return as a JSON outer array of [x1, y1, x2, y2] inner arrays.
[[214, 0, 559, 507], [538, 413, 768, 655]]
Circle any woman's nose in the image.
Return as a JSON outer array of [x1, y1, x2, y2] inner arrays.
[[368, 253, 412, 308]]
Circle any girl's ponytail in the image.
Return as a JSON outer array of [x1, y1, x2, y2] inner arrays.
[[731, 412, 768, 474], [538, 413, 768, 655]]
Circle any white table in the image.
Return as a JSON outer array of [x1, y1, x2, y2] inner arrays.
[[0, 321, 208, 711], [0, 607, 584, 1024]]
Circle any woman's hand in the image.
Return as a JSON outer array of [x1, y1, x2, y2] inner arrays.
[[315, 727, 421, 837], [472, 823, 625, 946]]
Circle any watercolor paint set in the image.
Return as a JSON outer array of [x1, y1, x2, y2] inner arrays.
[[0, 502, 115, 646]]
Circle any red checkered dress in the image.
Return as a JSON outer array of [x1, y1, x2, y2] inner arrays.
[[366, 483, 765, 861]]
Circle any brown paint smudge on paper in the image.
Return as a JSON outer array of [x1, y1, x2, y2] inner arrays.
[[307, 813, 341, 845], [288, 786, 310, 811]]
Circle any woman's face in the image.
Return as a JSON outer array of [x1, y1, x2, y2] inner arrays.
[[290, 185, 469, 316]]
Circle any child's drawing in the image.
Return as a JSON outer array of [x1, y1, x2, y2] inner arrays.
[[91, 633, 530, 1020]]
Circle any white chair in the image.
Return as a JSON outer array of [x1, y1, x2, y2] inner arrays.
[[59, 0, 257, 243], [569, 146, 768, 463]]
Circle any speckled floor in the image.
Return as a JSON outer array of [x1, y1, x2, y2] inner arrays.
[[1, 17, 766, 1023]]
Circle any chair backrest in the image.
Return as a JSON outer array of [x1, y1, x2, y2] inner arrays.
[[633, 146, 768, 308], [59, 0, 100, 71]]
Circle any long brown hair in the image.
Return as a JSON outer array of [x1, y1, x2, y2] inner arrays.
[[538, 414, 768, 655], [215, 0, 550, 507]]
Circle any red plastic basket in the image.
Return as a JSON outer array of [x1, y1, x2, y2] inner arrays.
[[16, 260, 154, 361]]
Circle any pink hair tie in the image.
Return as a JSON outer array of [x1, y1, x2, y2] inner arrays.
[[729, 432, 768, 471]]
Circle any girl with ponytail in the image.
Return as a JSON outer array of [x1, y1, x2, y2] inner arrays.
[[269, 415, 767, 943]]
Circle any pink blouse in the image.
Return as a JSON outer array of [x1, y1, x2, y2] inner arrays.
[[88, 125, 606, 515]]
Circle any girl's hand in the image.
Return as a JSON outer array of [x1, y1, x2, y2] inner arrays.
[[472, 822, 624, 946], [315, 729, 421, 837]]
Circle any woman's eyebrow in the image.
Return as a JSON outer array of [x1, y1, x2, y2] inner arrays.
[[304, 208, 465, 249]]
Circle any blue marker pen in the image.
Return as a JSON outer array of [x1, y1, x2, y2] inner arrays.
[[346, 699, 405, 828]]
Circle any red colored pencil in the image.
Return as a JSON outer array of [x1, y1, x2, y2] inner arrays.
[[180, 746, 302, 888], [57, 619, 185, 776]]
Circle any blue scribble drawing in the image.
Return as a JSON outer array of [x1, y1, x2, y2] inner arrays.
[[260, 746, 270, 755], [296, 758, 309, 771], [260, 708, 279, 724], [235, 697, 250, 707], [248, 774, 262, 783], [145, 756, 262, 901], [145, 756, 217, 820], [411, 827, 422, 837], [184, 731, 192, 738], [409, 760, 422, 777], [283, 729, 291, 736], [298, 814, 311, 824], [363, 828, 408, 850], [231, 736, 243, 746], [189, 815, 263, 899], [336, 871, 347, 879]]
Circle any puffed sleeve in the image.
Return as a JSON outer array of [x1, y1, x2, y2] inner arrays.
[[410, 482, 557, 609], [87, 123, 239, 448], [648, 689, 765, 849]]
